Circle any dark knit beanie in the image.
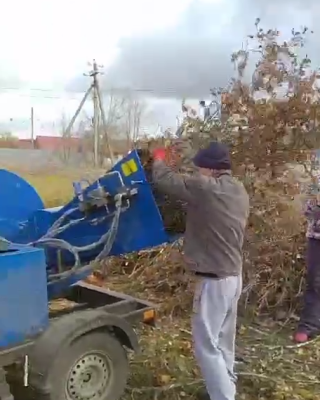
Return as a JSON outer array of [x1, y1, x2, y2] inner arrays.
[[193, 141, 231, 170]]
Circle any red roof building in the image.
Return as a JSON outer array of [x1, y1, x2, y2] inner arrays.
[[18, 139, 34, 149], [13, 135, 129, 156], [34, 136, 82, 151], [15, 136, 83, 152]]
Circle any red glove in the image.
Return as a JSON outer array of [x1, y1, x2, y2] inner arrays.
[[152, 147, 167, 161]]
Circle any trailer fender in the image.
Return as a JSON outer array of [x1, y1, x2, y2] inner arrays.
[[28, 309, 139, 390]]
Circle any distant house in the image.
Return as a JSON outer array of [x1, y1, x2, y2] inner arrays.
[[16, 135, 130, 157], [35, 136, 82, 152], [17, 136, 83, 152], [18, 139, 34, 149]]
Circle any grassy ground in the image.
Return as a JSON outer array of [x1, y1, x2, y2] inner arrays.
[[8, 167, 104, 207], [24, 173, 75, 207], [123, 317, 320, 400], [106, 270, 320, 400], [6, 167, 320, 400]]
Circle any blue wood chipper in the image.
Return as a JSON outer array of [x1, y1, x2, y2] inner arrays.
[[0, 149, 176, 400]]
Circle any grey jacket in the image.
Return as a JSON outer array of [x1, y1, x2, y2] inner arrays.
[[152, 160, 250, 277]]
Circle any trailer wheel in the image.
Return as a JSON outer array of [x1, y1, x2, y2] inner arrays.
[[46, 331, 129, 400]]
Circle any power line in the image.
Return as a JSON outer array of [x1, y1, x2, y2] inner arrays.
[[0, 86, 74, 93], [0, 90, 84, 100], [0, 86, 180, 93], [1, 93, 82, 100], [0, 85, 200, 97]]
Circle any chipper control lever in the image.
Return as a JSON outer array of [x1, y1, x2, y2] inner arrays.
[[73, 178, 138, 214]]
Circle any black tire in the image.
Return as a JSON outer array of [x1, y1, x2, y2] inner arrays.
[[44, 331, 129, 400]]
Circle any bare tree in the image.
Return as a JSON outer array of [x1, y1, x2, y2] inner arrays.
[[69, 92, 149, 167], [122, 94, 147, 148], [0, 131, 19, 148], [97, 93, 126, 165], [96, 92, 147, 164]]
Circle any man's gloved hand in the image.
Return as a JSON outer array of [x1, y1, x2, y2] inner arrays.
[[152, 148, 167, 161], [152, 145, 180, 168]]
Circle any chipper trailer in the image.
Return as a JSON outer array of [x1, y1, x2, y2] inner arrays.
[[0, 149, 177, 400]]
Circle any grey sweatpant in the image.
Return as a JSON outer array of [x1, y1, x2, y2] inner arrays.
[[192, 275, 242, 400]]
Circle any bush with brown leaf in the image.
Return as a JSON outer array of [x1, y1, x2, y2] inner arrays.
[[128, 21, 320, 315]]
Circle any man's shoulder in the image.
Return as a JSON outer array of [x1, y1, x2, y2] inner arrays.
[[204, 173, 247, 192], [230, 176, 248, 195], [186, 173, 249, 204], [217, 175, 249, 206]]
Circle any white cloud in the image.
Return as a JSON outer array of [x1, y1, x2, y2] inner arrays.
[[0, 0, 192, 135], [0, 0, 191, 85], [0, 0, 318, 138]]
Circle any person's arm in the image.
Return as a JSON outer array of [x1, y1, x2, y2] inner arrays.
[[151, 148, 196, 202]]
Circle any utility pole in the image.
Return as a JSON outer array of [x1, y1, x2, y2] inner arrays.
[[63, 85, 93, 138], [31, 107, 34, 148], [91, 60, 115, 166], [62, 59, 115, 168], [92, 61, 99, 167]]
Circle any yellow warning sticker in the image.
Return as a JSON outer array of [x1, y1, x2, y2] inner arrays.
[[127, 158, 138, 173], [121, 163, 131, 176], [121, 158, 138, 177]]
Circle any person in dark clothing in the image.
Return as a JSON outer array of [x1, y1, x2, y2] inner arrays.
[[294, 198, 320, 343], [152, 142, 250, 400]]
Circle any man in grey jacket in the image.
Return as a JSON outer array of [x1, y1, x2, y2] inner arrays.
[[152, 142, 249, 400]]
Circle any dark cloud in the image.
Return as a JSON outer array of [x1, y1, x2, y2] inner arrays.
[[67, 0, 320, 100]]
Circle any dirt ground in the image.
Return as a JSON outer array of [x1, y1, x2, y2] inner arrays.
[[111, 271, 320, 400], [9, 311, 320, 400]]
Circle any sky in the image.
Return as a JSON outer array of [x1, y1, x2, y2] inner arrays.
[[0, 0, 319, 138]]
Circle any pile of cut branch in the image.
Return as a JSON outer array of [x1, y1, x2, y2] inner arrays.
[[129, 21, 320, 314]]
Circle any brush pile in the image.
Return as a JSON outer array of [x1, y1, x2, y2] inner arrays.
[[127, 21, 320, 314]]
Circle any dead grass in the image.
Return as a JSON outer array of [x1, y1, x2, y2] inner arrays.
[[100, 265, 320, 400], [5, 166, 103, 207], [122, 318, 320, 400], [101, 249, 320, 400], [105, 266, 320, 400], [24, 173, 74, 207]]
